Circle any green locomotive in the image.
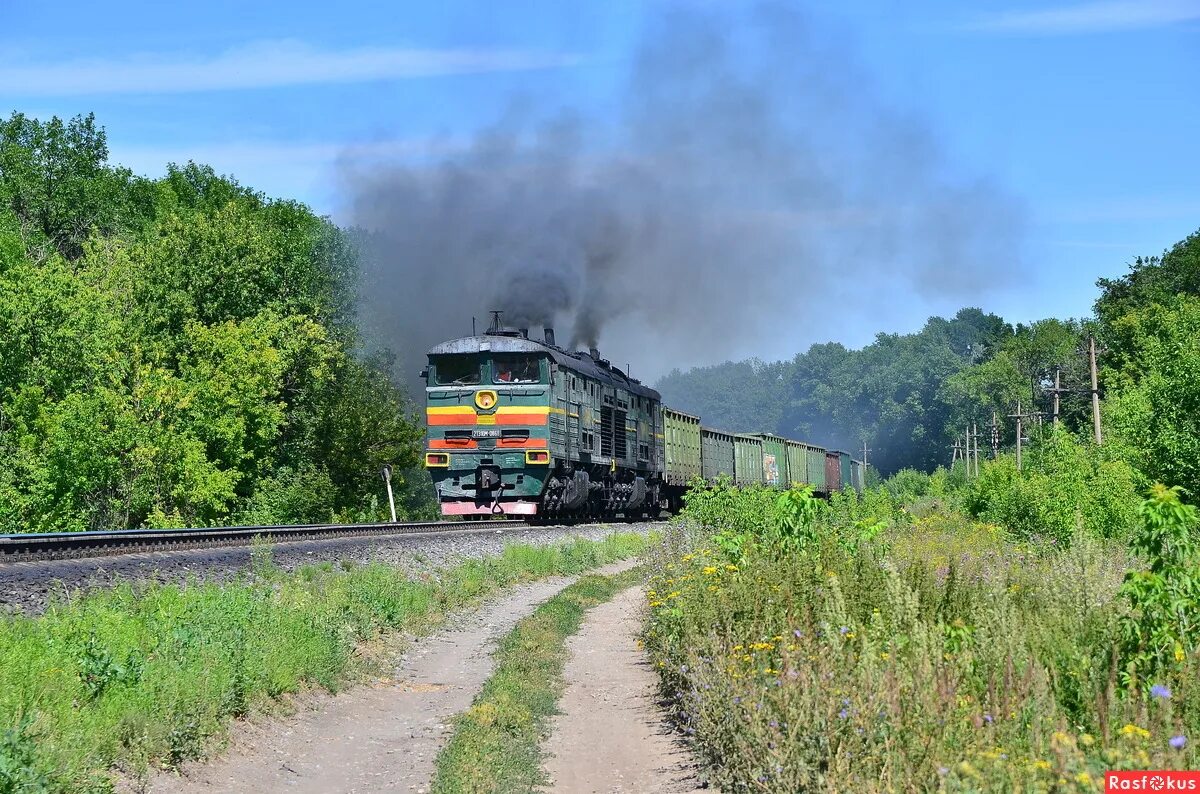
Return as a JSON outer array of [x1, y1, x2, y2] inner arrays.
[[422, 317, 862, 519]]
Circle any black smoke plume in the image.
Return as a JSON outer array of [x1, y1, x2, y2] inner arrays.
[[346, 4, 1026, 389]]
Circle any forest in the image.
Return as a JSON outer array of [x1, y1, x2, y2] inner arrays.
[[658, 230, 1200, 497], [0, 113, 427, 532]]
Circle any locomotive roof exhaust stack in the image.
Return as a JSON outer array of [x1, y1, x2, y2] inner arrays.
[[518, 327, 529, 339], [589, 347, 600, 361], [544, 327, 556, 347]]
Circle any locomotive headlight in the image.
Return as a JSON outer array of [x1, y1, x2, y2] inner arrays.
[[475, 390, 497, 410], [425, 452, 450, 468], [525, 450, 550, 465]]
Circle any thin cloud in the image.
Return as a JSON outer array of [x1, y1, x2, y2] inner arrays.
[[0, 40, 583, 96], [967, 0, 1200, 34]]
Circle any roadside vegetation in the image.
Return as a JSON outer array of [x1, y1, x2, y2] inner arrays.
[[645, 473, 1199, 792], [432, 566, 643, 794], [0, 112, 429, 532], [0, 532, 649, 792]]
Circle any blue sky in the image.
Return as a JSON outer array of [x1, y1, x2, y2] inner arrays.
[[3, 0, 1198, 366]]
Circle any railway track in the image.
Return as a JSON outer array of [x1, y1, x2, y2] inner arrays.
[[0, 519, 528, 563]]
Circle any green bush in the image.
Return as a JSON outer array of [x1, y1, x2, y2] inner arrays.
[[963, 431, 1141, 542]]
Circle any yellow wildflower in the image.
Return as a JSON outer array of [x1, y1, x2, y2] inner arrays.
[[725, 564, 739, 572], [1176, 644, 1186, 662], [1033, 760, 1051, 771], [1119, 723, 1151, 740], [703, 566, 718, 575], [1076, 772, 1093, 787]]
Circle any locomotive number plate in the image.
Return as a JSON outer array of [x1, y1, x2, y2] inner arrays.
[[472, 429, 501, 438]]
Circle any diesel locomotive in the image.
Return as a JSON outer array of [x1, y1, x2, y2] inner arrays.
[[421, 316, 863, 520]]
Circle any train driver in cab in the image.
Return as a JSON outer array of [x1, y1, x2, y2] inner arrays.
[[495, 357, 539, 384]]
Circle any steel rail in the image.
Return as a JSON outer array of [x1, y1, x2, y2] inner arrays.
[[0, 519, 529, 563]]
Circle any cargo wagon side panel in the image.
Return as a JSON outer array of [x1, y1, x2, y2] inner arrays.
[[701, 427, 736, 482], [734, 434, 765, 486], [664, 408, 702, 486]]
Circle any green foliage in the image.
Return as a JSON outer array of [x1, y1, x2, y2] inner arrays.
[[645, 497, 1196, 791], [962, 431, 1141, 543], [1102, 295, 1200, 497], [656, 358, 791, 435], [0, 533, 649, 790], [0, 112, 423, 530], [1119, 485, 1200, 686]]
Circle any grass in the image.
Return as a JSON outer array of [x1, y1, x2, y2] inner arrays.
[[0, 532, 650, 793], [643, 486, 1200, 792], [431, 566, 644, 794]]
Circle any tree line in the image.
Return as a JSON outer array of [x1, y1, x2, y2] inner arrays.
[[0, 112, 428, 532], [658, 228, 1200, 499]]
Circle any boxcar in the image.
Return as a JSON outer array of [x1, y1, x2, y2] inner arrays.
[[664, 407, 701, 486], [700, 426, 736, 482], [838, 451, 853, 491], [806, 444, 827, 492], [749, 433, 789, 487], [733, 434, 765, 486], [784, 439, 807, 486], [825, 451, 842, 492], [850, 458, 866, 491]]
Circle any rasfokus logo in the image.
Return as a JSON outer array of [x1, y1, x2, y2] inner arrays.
[[1107, 772, 1200, 791]]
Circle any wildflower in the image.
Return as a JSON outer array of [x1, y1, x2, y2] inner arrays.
[[1171, 735, 1188, 750], [983, 713, 993, 724], [1176, 645, 1186, 662], [1151, 684, 1172, 699], [702, 566, 718, 575], [793, 629, 803, 639], [1033, 760, 1051, 771], [768, 720, 779, 728], [838, 708, 849, 719], [1080, 733, 1095, 746], [1075, 772, 1093, 787], [937, 767, 949, 776], [880, 652, 890, 660], [1119, 723, 1151, 740], [839, 626, 850, 636], [725, 564, 739, 572]]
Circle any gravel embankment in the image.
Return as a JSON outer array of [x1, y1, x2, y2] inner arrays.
[[0, 522, 657, 615]]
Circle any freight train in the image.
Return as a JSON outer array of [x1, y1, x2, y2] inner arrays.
[[421, 317, 864, 520]]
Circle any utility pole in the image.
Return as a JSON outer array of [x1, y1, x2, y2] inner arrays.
[[1052, 367, 1062, 429], [1008, 401, 1038, 472], [861, 440, 872, 472], [950, 437, 964, 466], [990, 410, 1000, 459], [971, 422, 980, 477], [1089, 336, 1103, 445]]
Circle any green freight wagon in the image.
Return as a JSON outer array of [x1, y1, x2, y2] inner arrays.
[[850, 458, 865, 491], [784, 439, 807, 486], [749, 433, 789, 487], [838, 451, 853, 491], [701, 426, 736, 482], [733, 434, 765, 486], [664, 407, 701, 486], [805, 444, 827, 492]]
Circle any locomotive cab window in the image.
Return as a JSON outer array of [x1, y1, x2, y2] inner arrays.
[[492, 355, 542, 384], [432, 355, 480, 385]]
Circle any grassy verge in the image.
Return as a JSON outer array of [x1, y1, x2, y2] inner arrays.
[[644, 483, 1199, 792], [0, 532, 650, 793], [431, 566, 644, 794]]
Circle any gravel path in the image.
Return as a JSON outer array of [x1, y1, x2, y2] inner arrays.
[[0, 523, 654, 614], [146, 558, 641, 794], [542, 586, 702, 793]]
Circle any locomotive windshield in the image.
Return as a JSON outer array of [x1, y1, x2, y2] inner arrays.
[[432, 355, 480, 385], [492, 355, 542, 384]]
